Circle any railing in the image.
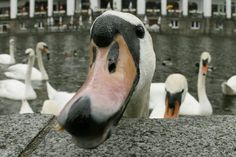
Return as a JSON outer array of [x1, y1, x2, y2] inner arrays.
[[212, 12, 226, 18], [146, 9, 161, 16], [188, 10, 203, 18], [0, 13, 9, 20], [167, 9, 182, 17]]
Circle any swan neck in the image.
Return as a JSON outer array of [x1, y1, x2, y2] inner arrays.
[[25, 55, 35, 89], [9, 43, 15, 63], [36, 47, 48, 80], [197, 67, 210, 107]]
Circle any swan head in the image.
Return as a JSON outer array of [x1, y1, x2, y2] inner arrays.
[[25, 48, 35, 58], [57, 10, 156, 148], [37, 42, 50, 60], [164, 74, 188, 118], [200, 52, 211, 76]]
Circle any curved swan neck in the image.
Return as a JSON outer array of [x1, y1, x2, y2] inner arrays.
[[197, 65, 212, 114], [9, 42, 15, 63], [36, 46, 48, 80], [197, 71, 207, 100], [25, 54, 35, 88]]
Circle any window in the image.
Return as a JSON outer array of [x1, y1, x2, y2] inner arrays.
[[215, 22, 224, 30], [169, 20, 179, 29], [191, 21, 200, 30]]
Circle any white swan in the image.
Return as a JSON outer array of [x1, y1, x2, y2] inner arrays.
[[0, 48, 37, 100], [150, 74, 188, 118], [41, 82, 75, 116], [19, 100, 34, 114], [149, 52, 212, 116], [57, 11, 156, 148], [179, 52, 212, 115], [221, 75, 236, 95], [0, 39, 16, 65], [4, 42, 49, 80]]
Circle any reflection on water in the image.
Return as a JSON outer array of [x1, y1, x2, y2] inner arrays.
[[0, 32, 236, 115]]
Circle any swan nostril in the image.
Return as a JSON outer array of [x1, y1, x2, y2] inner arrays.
[[108, 62, 116, 73], [107, 42, 119, 74]]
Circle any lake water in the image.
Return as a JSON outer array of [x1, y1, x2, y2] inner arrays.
[[0, 32, 236, 115]]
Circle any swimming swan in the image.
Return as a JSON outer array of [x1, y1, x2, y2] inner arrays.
[[149, 52, 212, 116], [0, 48, 37, 100], [0, 39, 16, 65], [41, 82, 75, 116], [149, 74, 188, 118], [221, 75, 236, 95], [4, 42, 49, 80], [179, 52, 213, 115]]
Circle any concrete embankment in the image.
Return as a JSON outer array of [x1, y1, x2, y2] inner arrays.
[[0, 114, 236, 156]]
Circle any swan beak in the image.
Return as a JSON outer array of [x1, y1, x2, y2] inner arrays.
[[57, 34, 138, 148], [42, 46, 50, 60], [46, 53, 50, 60], [164, 93, 181, 118], [202, 65, 208, 75]]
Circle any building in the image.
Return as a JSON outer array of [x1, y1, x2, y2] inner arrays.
[[0, 0, 236, 36]]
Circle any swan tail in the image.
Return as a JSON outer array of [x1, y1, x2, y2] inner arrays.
[[221, 81, 236, 95], [46, 82, 57, 100], [20, 100, 34, 114]]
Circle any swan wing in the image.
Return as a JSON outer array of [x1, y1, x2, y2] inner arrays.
[[0, 79, 36, 100], [149, 83, 166, 118], [0, 54, 12, 64], [5, 64, 42, 80], [179, 93, 200, 115], [149, 83, 165, 110], [0, 79, 25, 100], [226, 75, 236, 91]]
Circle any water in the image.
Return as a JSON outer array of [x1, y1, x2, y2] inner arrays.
[[0, 32, 236, 115]]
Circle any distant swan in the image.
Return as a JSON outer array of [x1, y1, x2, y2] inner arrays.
[[41, 82, 75, 115], [149, 52, 213, 116], [4, 42, 49, 80], [179, 52, 213, 115], [221, 75, 236, 95], [150, 74, 188, 118], [19, 100, 34, 114], [0, 39, 16, 65], [0, 48, 37, 100]]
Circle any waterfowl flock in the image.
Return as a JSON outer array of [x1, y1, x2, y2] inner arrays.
[[0, 10, 235, 149]]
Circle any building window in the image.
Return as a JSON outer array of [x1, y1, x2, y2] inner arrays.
[[101, 0, 113, 9], [122, 0, 137, 11], [169, 20, 179, 29], [215, 22, 224, 30], [20, 23, 26, 30], [191, 21, 200, 30]]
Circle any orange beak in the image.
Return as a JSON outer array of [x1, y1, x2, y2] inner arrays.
[[164, 97, 181, 119], [202, 65, 208, 75]]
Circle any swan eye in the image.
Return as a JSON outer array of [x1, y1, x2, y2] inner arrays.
[[135, 25, 145, 39]]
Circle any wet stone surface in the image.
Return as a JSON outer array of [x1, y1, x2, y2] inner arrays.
[[31, 116, 236, 157], [0, 114, 53, 157]]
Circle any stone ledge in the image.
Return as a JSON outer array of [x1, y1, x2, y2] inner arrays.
[[1, 114, 236, 156], [0, 114, 53, 157]]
